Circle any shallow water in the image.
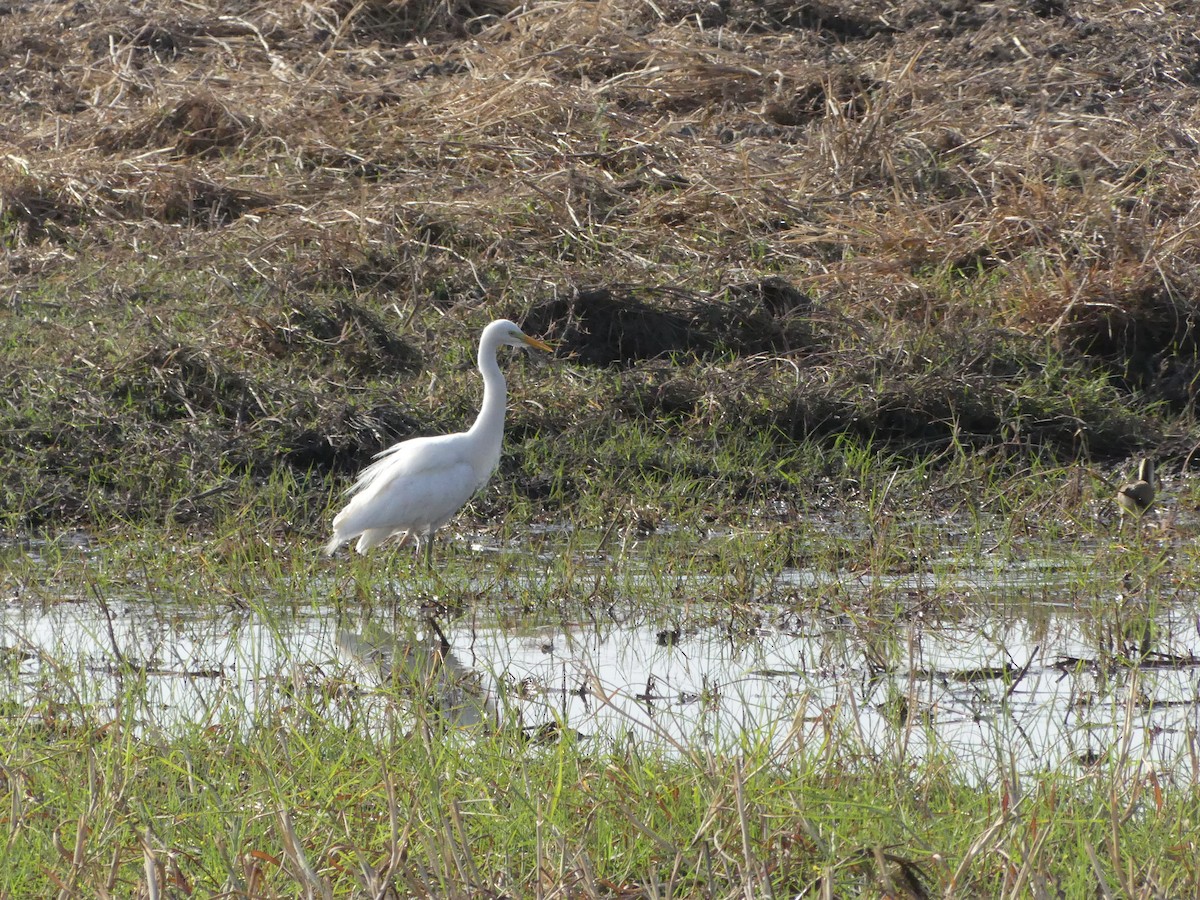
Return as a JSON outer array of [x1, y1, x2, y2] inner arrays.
[[3, 536, 1199, 783]]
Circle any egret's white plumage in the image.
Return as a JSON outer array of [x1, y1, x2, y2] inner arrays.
[[324, 319, 551, 557]]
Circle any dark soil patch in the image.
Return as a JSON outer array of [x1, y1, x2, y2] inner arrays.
[[249, 300, 423, 377], [528, 278, 817, 364], [283, 401, 422, 474], [114, 344, 268, 425]]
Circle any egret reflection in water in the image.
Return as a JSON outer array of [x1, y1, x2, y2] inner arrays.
[[335, 619, 497, 730]]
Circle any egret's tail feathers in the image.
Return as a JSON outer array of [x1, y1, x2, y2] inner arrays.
[[325, 527, 419, 558], [354, 528, 409, 554]]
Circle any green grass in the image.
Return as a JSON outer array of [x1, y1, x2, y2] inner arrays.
[[4, 510, 1200, 896], [0, 246, 1171, 538], [2, 624, 1197, 897]]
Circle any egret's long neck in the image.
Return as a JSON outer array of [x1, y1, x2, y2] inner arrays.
[[468, 337, 507, 446]]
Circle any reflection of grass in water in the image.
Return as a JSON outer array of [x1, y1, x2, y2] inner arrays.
[[2, 650, 1195, 897], [4, 527, 1200, 895]]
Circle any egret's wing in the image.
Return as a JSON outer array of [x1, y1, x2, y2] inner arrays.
[[332, 459, 478, 539], [344, 432, 468, 496]]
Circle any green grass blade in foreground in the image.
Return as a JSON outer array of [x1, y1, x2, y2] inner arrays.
[[4, 675, 1198, 896]]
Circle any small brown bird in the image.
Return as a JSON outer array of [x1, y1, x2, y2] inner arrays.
[[1116, 458, 1156, 525]]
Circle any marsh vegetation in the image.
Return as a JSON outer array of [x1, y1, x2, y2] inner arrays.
[[4, 0, 1200, 895]]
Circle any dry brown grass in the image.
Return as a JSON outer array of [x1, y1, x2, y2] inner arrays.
[[5, 1, 1197, 313]]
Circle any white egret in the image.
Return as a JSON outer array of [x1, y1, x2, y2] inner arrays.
[[324, 319, 552, 559], [1116, 457, 1155, 524]]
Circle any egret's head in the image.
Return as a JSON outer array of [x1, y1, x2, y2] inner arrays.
[[488, 318, 552, 353]]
